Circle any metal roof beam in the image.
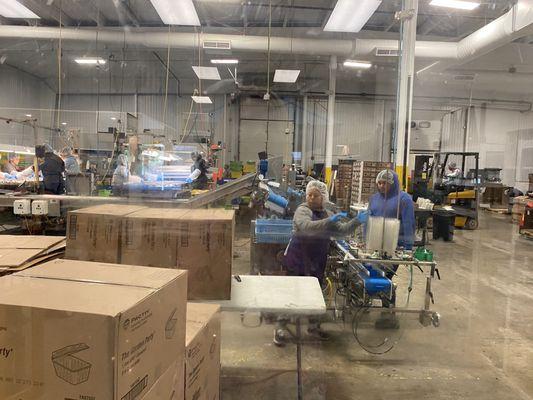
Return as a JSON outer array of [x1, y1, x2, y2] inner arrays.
[[17, 0, 75, 26]]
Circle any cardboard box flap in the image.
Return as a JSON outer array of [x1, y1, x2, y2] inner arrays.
[[0, 248, 47, 267], [51, 343, 90, 360], [186, 303, 221, 344], [0, 235, 65, 249], [0, 276, 154, 316], [184, 209, 234, 221], [16, 259, 187, 289], [70, 204, 146, 216], [126, 208, 191, 220]]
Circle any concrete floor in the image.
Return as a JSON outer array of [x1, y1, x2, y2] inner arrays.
[[220, 212, 533, 399]]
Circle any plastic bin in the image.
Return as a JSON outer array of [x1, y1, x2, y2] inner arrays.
[[254, 219, 293, 244], [433, 210, 455, 241]]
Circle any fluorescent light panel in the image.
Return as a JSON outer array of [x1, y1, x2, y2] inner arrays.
[[75, 58, 106, 65], [273, 69, 300, 83], [324, 0, 382, 33], [150, 0, 200, 25], [210, 59, 239, 64], [0, 0, 40, 19], [344, 60, 372, 69], [192, 66, 221, 80], [192, 96, 213, 104], [429, 0, 480, 10]]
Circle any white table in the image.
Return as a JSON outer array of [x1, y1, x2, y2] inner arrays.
[[214, 275, 326, 314], [201, 275, 326, 400]]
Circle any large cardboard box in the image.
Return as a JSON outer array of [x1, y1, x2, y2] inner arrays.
[[121, 208, 191, 268], [122, 209, 235, 300], [0, 259, 187, 400], [185, 303, 221, 400], [141, 360, 184, 400], [176, 210, 234, 300], [66, 204, 146, 263]]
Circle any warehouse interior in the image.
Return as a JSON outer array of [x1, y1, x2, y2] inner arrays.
[[0, 0, 531, 399]]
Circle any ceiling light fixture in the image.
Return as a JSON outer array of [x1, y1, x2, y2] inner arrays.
[[273, 69, 300, 83], [191, 96, 213, 104], [344, 60, 373, 69], [25, 114, 32, 117], [192, 66, 221, 80], [110, 117, 117, 121], [429, 0, 480, 10], [149, 0, 200, 25], [324, 0, 382, 33], [0, 0, 40, 19], [61, 122, 67, 126], [75, 58, 106, 65], [210, 59, 239, 64]]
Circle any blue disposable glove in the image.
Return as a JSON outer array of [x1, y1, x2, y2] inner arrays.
[[185, 178, 193, 184], [357, 210, 369, 224], [329, 212, 348, 223]]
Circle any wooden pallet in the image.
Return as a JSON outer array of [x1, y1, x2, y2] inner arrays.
[[484, 207, 510, 215], [520, 229, 533, 239]]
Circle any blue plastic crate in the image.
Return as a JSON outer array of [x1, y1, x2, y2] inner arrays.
[[254, 219, 293, 244]]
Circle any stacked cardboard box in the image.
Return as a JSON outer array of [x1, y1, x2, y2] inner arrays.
[[0, 235, 65, 275], [1, 259, 187, 400], [185, 303, 221, 400], [65, 204, 146, 263], [351, 161, 393, 204], [529, 174, 533, 192], [66, 206, 235, 300], [512, 196, 530, 223], [334, 159, 357, 210]]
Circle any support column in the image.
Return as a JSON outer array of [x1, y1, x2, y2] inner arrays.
[[301, 95, 308, 170], [325, 55, 337, 185], [394, 0, 418, 189]]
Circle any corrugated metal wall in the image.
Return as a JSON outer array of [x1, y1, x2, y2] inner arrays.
[[304, 98, 387, 165], [0, 66, 56, 146]]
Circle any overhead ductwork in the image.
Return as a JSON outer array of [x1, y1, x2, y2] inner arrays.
[[0, 0, 531, 71], [0, 25, 456, 59], [418, 0, 533, 75]]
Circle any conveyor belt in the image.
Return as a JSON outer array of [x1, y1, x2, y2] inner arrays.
[[0, 173, 257, 210]]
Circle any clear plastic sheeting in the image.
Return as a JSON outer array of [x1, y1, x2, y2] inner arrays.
[[366, 216, 400, 255]]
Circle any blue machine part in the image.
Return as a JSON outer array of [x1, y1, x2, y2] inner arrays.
[[259, 159, 268, 177], [267, 191, 289, 209], [361, 264, 392, 296]]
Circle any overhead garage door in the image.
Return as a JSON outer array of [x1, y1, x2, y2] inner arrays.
[[238, 97, 295, 162]]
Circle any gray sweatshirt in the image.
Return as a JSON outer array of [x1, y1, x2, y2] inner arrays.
[[293, 203, 361, 237]]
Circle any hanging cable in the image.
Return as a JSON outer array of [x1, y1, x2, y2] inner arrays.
[[56, 0, 63, 133], [162, 25, 172, 138], [266, 0, 272, 97]]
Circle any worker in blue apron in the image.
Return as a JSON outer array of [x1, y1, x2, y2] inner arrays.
[[274, 180, 368, 346]]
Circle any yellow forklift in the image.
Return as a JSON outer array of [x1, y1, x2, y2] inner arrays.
[[429, 152, 480, 230]]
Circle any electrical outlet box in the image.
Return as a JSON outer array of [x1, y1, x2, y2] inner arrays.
[[48, 199, 61, 217], [13, 199, 31, 215], [32, 200, 49, 216]]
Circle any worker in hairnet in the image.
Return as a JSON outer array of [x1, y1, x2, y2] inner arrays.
[[112, 154, 129, 197], [444, 161, 462, 182], [39, 144, 65, 194], [3, 153, 21, 174], [186, 152, 209, 190], [368, 169, 415, 328], [274, 180, 368, 346], [61, 147, 81, 175]]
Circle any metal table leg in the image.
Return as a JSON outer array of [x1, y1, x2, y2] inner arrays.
[[296, 317, 303, 400]]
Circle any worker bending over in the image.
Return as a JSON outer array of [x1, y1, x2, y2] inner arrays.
[[186, 152, 208, 190], [39, 144, 65, 194], [275, 180, 368, 346]]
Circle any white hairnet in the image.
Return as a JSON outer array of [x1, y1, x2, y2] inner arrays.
[[376, 169, 395, 184], [449, 162, 457, 169], [117, 154, 128, 166], [306, 180, 329, 205]]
